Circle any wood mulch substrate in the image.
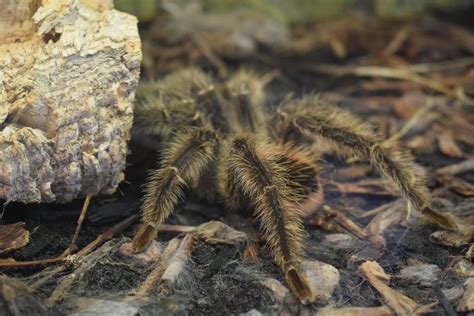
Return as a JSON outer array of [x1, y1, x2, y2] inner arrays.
[[1, 10, 474, 316]]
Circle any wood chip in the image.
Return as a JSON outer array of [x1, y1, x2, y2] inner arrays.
[[430, 230, 472, 247], [196, 221, 247, 245], [119, 240, 161, 267], [358, 261, 433, 315], [365, 200, 405, 248], [316, 306, 393, 316], [438, 131, 463, 158]]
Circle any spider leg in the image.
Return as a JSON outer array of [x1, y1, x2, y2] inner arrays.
[[273, 144, 321, 203], [133, 94, 201, 140], [132, 129, 219, 252], [274, 96, 456, 229], [133, 69, 212, 140], [222, 136, 312, 303], [223, 69, 267, 135]]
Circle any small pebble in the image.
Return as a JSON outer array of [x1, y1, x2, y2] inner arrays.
[[261, 278, 289, 302], [321, 233, 356, 250], [399, 263, 441, 286], [240, 309, 263, 316], [67, 298, 139, 316], [442, 286, 464, 303], [300, 260, 340, 305]]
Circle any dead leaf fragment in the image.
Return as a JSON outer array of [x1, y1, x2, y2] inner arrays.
[[0, 222, 30, 254]]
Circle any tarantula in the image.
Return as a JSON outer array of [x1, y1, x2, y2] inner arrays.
[[131, 68, 433, 303]]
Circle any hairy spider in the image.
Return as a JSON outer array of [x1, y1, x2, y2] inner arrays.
[[131, 68, 432, 303]]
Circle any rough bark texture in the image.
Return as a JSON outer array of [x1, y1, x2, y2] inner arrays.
[[0, 0, 141, 203]]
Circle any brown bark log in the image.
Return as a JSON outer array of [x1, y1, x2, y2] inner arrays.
[[0, 0, 141, 203]]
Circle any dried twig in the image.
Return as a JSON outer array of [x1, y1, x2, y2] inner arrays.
[[28, 215, 137, 291], [136, 237, 182, 296], [67, 194, 93, 255], [402, 57, 474, 73], [308, 64, 474, 106], [158, 233, 196, 294], [358, 200, 399, 219], [45, 240, 117, 307], [3, 219, 193, 270], [384, 98, 435, 144], [309, 205, 367, 239], [190, 34, 228, 78], [0, 256, 66, 268], [437, 159, 474, 176], [383, 27, 410, 56], [158, 224, 197, 234]]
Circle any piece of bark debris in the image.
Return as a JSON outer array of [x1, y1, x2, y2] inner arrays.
[[399, 263, 441, 286], [300, 260, 340, 305], [119, 240, 161, 267], [364, 200, 406, 249], [0, 275, 47, 316], [196, 220, 248, 245], [0, 222, 30, 254], [457, 278, 474, 312]]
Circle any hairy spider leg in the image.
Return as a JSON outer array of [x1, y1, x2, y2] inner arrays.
[[132, 129, 219, 252], [221, 136, 312, 303], [273, 96, 456, 229], [223, 69, 267, 135]]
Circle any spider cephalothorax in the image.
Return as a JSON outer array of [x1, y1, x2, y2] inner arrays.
[[131, 68, 432, 303]]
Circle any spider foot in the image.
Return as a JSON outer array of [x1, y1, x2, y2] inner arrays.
[[132, 223, 158, 253], [286, 265, 313, 305]]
